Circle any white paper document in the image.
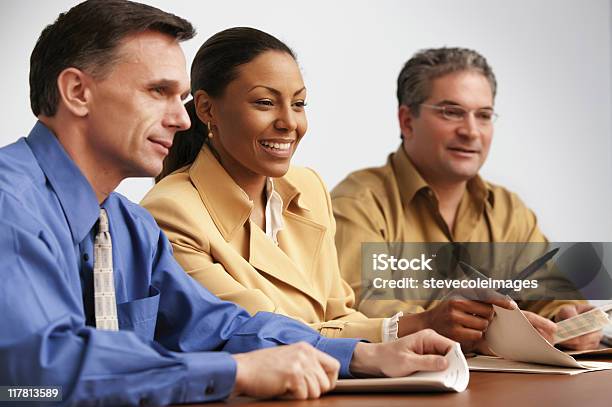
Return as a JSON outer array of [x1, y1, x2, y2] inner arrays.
[[553, 305, 611, 344], [335, 342, 469, 393], [467, 355, 612, 375], [471, 306, 612, 374]]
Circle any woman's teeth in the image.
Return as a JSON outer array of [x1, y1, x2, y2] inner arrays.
[[260, 141, 291, 150]]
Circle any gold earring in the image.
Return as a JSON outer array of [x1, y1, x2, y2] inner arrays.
[[207, 122, 213, 139]]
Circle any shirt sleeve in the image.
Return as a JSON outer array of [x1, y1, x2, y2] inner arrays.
[[381, 312, 404, 342], [309, 168, 387, 342]]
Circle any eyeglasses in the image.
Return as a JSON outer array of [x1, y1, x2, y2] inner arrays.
[[420, 103, 499, 125]]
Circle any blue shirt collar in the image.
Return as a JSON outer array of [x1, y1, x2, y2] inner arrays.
[[26, 121, 100, 244]]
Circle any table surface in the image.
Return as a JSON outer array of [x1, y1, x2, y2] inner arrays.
[[180, 366, 612, 407]]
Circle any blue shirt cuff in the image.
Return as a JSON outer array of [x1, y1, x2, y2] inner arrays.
[[172, 351, 237, 402], [315, 338, 359, 378]]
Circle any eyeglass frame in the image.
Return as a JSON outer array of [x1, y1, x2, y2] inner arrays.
[[420, 103, 499, 124]]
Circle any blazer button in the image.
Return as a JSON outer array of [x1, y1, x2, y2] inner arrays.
[[205, 385, 215, 395], [139, 397, 150, 406]]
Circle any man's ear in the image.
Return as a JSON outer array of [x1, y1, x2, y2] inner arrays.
[[194, 89, 214, 124], [398, 105, 415, 140], [56, 67, 91, 117]]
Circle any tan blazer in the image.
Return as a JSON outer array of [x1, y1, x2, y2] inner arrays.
[[141, 145, 385, 342]]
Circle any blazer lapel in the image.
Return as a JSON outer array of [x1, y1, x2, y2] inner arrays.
[[248, 222, 325, 307], [189, 146, 252, 242], [249, 177, 328, 308]]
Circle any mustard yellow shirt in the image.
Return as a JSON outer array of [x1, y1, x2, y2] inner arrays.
[[331, 145, 574, 319], [141, 145, 387, 342]]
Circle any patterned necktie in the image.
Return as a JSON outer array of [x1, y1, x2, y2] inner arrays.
[[94, 208, 119, 331]]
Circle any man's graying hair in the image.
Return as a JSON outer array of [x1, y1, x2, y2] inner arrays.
[[396, 47, 497, 116], [29, 0, 195, 117]]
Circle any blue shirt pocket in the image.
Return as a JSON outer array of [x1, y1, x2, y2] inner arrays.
[[117, 286, 160, 340]]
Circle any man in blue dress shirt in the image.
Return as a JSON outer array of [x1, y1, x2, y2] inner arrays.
[[0, 0, 455, 405]]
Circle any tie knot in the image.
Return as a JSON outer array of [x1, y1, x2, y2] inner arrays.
[[98, 208, 109, 233]]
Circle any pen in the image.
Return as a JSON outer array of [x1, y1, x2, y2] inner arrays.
[[458, 247, 559, 295]]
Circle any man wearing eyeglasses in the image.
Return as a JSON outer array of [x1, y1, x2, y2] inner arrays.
[[331, 47, 601, 352]]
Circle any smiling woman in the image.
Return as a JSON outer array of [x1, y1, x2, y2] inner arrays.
[[196, 49, 307, 196], [141, 27, 392, 342]]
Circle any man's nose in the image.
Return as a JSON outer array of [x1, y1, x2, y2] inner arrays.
[[457, 113, 480, 139], [165, 99, 191, 131]]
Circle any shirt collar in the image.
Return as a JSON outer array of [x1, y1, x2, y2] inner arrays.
[[264, 177, 284, 244], [26, 121, 100, 244], [391, 144, 494, 209]]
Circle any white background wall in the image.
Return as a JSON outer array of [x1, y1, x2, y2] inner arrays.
[[1, 0, 610, 241]]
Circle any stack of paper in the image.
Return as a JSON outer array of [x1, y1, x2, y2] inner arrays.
[[467, 306, 612, 375], [335, 342, 469, 392]]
